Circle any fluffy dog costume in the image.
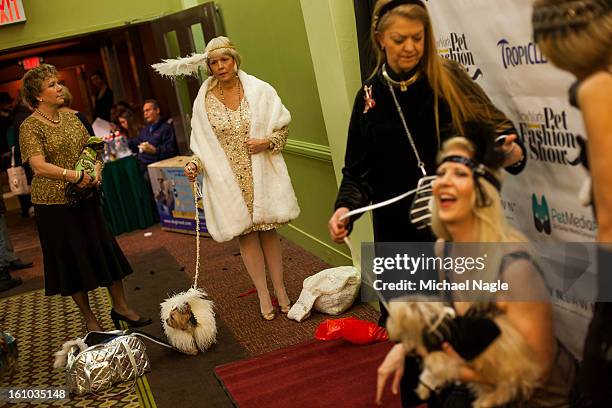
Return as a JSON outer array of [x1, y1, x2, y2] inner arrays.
[[160, 288, 216, 355], [386, 301, 542, 408]]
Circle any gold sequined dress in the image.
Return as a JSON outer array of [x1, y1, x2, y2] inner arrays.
[[19, 112, 134, 296], [205, 91, 289, 235]]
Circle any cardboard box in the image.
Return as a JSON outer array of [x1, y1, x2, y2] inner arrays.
[[147, 156, 208, 236]]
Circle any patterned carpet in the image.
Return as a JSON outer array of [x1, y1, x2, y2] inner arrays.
[[0, 288, 154, 407]]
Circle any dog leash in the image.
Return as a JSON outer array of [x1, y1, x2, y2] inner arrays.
[[193, 182, 203, 289], [337, 187, 422, 311]]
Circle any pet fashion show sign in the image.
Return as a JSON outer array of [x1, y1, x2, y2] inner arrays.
[[0, 0, 25, 26]]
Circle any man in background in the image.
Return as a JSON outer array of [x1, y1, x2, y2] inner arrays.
[[129, 99, 178, 181]]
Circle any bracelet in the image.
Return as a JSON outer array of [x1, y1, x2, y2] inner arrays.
[[62, 169, 67, 181], [74, 170, 84, 184]]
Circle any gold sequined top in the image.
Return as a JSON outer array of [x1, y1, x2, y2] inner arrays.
[[204, 91, 289, 235], [20, 112, 88, 205]]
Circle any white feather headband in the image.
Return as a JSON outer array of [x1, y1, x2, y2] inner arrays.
[[151, 45, 237, 78]]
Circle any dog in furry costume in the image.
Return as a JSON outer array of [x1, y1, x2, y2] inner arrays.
[[160, 288, 216, 355], [386, 301, 543, 408]]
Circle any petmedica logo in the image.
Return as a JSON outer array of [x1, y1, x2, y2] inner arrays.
[[437, 32, 483, 80], [518, 108, 582, 166], [532, 194, 597, 238], [497, 39, 547, 69]]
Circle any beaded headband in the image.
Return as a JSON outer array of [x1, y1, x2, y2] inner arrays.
[[532, 0, 611, 40], [439, 155, 502, 192], [373, 0, 427, 29], [205, 44, 236, 57]]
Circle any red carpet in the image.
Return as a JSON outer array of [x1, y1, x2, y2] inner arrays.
[[215, 339, 402, 408]]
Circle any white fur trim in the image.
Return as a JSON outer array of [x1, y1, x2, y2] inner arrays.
[[160, 288, 217, 354], [53, 339, 87, 369], [190, 70, 300, 242]]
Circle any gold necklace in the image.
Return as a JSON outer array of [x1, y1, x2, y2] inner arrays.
[[382, 64, 421, 92], [35, 108, 61, 124]]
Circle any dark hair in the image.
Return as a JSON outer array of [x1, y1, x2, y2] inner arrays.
[[21, 64, 58, 108], [119, 110, 144, 138], [143, 99, 160, 110]]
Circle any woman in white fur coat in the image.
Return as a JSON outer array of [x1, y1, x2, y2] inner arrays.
[[179, 37, 300, 321]]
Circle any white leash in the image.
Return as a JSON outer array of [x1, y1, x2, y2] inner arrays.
[[336, 187, 422, 309]]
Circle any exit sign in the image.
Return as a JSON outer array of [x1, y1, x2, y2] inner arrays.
[[0, 0, 26, 27]]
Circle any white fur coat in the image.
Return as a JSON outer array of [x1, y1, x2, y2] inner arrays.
[[190, 71, 300, 242]]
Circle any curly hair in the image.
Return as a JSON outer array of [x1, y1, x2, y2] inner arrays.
[[21, 64, 58, 108]]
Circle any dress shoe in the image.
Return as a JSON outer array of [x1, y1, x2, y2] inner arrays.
[[0, 267, 22, 293], [110, 309, 152, 330], [9, 259, 33, 270], [260, 309, 276, 321], [279, 301, 292, 314]]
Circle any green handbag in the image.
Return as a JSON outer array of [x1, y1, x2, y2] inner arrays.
[[65, 136, 105, 208]]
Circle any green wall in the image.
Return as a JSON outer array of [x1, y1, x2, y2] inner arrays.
[[0, 0, 182, 51]]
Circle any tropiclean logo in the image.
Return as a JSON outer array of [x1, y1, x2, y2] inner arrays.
[[437, 32, 483, 80], [497, 39, 547, 69], [518, 108, 583, 166]]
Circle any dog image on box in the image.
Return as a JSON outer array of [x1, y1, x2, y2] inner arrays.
[[386, 301, 542, 408], [160, 288, 216, 355]]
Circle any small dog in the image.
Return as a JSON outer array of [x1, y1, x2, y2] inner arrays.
[[166, 304, 197, 335], [160, 288, 216, 355], [386, 301, 542, 408]]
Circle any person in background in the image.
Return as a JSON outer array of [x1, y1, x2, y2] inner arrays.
[[0, 191, 34, 293], [90, 71, 114, 122], [19, 64, 150, 331], [533, 1, 612, 406], [6, 91, 33, 218], [0, 92, 16, 171], [58, 85, 94, 135], [128, 99, 178, 180], [118, 109, 144, 139]]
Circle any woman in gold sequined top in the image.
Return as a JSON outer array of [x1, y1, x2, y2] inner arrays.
[[19, 64, 151, 332], [181, 37, 300, 321]]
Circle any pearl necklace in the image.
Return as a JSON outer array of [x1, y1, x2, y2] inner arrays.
[[218, 79, 244, 137], [382, 64, 421, 92], [35, 108, 61, 124]]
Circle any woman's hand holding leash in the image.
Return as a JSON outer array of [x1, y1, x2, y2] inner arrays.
[[328, 207, 350, 243], [184, 163, 198, 182]]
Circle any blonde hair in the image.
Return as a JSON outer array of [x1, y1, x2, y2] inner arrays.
[[371, 0, 508, 139], [534, 0, 612, 78], [204, 36, 242, 77], [430, 137, 527, 243], [60, 85, 72, 108]]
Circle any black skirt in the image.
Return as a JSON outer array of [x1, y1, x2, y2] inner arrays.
[[34, 196, 133, 296]]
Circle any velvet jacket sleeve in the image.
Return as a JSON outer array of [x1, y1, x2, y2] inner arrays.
[[156, 123, 179, 160], [445, 60, 526, 175], [334, 88, 373, 229]]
